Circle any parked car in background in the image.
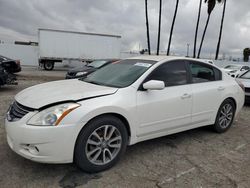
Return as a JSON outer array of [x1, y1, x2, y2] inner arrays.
[[237, 70, 250, 103], [221, 64, 250, 78], [203, 59, 214, 64], [0, 64, 17, 87], [5, 56, 244, 172], [0, 55, 21, 73], [65, 59, 118, 79]]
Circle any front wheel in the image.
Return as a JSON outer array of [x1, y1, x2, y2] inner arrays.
[[213, 99, 236, 133], [74, 116, 128, 172]]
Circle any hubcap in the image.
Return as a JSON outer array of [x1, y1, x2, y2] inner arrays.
[[219, 103, 233, 129], [85, 125, 122, 165]]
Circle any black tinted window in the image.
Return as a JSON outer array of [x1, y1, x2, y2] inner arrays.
[[213, 67, 222, 81], [146, 61, 188, 87], [189, 62, 221, 83]]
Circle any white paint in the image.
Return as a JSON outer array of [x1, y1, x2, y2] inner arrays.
[[235, 144, 246, 151], [158, 167, 196, 185]]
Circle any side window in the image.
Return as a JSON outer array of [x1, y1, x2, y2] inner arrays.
[[189, 62, 220, 83], [213, 67, 222, 81], [146, 61, 188, 87]]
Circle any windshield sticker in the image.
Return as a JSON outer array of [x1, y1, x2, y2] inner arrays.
[[134, 62, 152, 68]]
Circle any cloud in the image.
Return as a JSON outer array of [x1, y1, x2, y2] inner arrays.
[[0, 0, 249, 59]]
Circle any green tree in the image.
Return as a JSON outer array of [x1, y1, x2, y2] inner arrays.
[[167, 0, 180, 56], [145, 0, 151, 55], [215, 0, 226, 60], [157, 0, 162, 55]]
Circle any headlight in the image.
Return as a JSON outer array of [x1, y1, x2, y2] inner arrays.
[[27, 103, 80, 126], [76, 72, 88, 76]]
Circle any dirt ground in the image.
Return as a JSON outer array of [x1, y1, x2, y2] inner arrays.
[[0, 67, 249, 188]]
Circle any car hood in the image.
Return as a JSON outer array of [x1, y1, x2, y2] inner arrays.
[[15, 79, 118, 109], [237, 78, 250, 88], [68, 66, 96, 73]]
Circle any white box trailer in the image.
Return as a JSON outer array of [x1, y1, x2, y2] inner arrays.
[[38, 29, 121, 70]]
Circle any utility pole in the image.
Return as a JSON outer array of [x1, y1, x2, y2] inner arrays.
[[186, 43, 190, 57]]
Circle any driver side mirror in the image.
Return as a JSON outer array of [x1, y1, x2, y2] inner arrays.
[[143, 80, 165, 90]]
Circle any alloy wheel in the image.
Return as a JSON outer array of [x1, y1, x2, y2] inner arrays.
[[218, 103, 233, 129], [85, 125, 122, 165]]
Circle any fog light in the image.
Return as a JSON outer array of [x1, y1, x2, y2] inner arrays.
[[23, 144, 39, 155], [28, 146, 39, 155]]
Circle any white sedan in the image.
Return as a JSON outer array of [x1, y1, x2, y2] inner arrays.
[[221, 64, 250, 78], [5, 56, 245, 172]]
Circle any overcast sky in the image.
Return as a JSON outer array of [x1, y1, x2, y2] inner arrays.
[[0, 0, 249, 59]]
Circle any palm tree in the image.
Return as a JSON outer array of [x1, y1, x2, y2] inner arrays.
[[215, 0, 226, 60], [156, 0, 162, 55], [197, 0, 222, 58], [193, 0, 202, 58], [145, 0, 151, 55], [167, 0, 179, 56]]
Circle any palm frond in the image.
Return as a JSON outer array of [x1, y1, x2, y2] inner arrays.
[[204, 0, 218, 15]]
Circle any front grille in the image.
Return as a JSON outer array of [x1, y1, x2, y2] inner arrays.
[[8, 101, 34, 121], [245, 87, 250, 93]]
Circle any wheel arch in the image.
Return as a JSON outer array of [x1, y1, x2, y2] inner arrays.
[[75, 112, 132, 144], [92, 113, 131, 138], [73, 112, 132, 162], [224, 97, 237, 110]]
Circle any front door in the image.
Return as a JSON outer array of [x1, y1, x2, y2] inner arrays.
[[136, 60, 192, 138]]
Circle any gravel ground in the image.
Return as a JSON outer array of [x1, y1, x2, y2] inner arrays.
[[0, 67, 249, 188]]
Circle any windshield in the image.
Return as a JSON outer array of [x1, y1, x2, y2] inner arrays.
[[224, 65, 241, 70], [240, 70, 250, 79], [87, 60, 109, 68], [82, 59, 156, 88], [0, 55, 10, 61]]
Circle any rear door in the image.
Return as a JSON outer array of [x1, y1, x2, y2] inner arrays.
[[187, 61, 224, 124]]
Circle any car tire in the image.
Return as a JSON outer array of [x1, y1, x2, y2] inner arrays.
[[213, 99, 236, 133], [43, 61, 54, 71], [74, 115, 128, 173]]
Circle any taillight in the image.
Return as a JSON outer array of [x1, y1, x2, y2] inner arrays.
[[236, 79, 245, 91]]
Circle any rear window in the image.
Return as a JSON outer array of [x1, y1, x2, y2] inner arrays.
[[189, 61, 222, 83]]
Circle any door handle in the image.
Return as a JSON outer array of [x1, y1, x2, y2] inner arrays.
[[217, 86, 225, 91], [181, 93, 191, 99]]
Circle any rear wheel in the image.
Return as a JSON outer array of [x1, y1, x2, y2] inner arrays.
[[74, 116, 128, 172], [213, 99, 235, 133], [43, 61, 54, 70]]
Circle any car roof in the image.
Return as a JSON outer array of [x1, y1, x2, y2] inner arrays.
[[127, 55, 174, 61], [127, 55, 212, 64]]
